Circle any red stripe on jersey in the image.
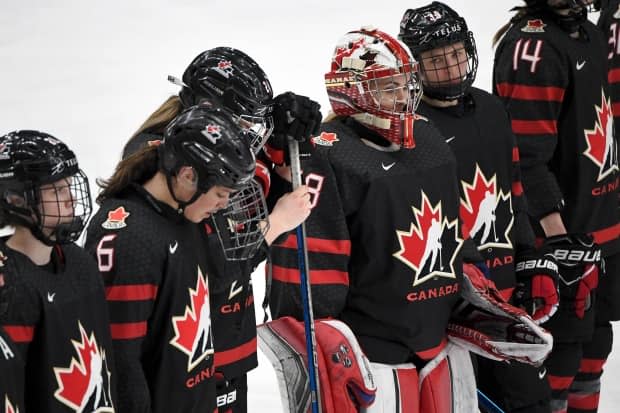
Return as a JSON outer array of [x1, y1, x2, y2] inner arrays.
[[272, 264, 349, 286], [110, 321, 147, 339], [106, 284, 158, 301], [547, 374, 573, 390], [608, 68, 620, 84], [279, 234, 351, 256], [591, 223, 620, 245], [496, 83, 565, 102], [512, 181, 524, 196], [396, 367, 420, 412], [568, 392, 600, 410], [512, 147, 520, 162], [511, 119, 557, 135], [613, 103, 620, 118], [416, 337, 447, 360], [214, 337, 257, 368], [3, 325, 35, 343], [579, 358, 605, 374]]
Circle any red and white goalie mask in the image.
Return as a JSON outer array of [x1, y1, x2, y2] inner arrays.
[[325, 27, 423, 148]]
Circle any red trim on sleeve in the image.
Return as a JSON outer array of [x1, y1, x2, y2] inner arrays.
[[105, 284, 158, 301], [272, 264, 349, 286], [547, 375, 573, 391], [512, 181, 524, 196], [579, 358, 605, 374], [512, 147, 520, 162], [591, 223, 620, 245], [608, 68, 620, 84], [110, 321, 148, 340], [496, 83, 564, 102], [214, 337, 257, 368], [3, 325, 35, 343], [278, 234, 351, 256], [511, 119, 557, 135]]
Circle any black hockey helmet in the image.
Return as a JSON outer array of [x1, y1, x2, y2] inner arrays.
[[0, 130, 92, 245], [399, 1, 478, 100], [159, 103, 256, 199], [174, 47, 274, 153]]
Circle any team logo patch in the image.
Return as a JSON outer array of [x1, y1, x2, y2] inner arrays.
[[312, 132, 339, 146], [460, 164, 513, 250], [4, 395, 18, 413], [53, 322, 114, 412], [583, 90, 618, 182], [521, 19, 546, 33], [201, 124, 221, 145], [214, 60, 234, 78], [394, 192, 463, 286], [170, 267, 214, 372], [101, 207, 130, 230]]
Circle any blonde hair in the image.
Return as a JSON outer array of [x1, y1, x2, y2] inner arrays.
[[493, 6, 531, 47], [131, 95, 184, 139]]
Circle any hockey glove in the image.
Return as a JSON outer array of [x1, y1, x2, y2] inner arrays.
[[544, 234, 601, 319], [264, 92, 322, 166], [513, 248, 560, 324]]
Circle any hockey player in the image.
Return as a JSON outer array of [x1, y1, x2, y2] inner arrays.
[[494, 1, 620, 411], [0, 130, 116, 412], [265, 27, 479, 412], [122, 47, 320, 413], [399, 3, 558, 411]]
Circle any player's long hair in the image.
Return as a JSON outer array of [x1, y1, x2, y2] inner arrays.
[[493, 5, 532, 46], [96, 145, 159, 204], [124, 95, 183, 149]]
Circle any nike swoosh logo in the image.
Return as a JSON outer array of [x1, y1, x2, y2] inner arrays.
[[169, 241, 178, 254], [47, 292, 56, 303], [576, 60, 586, 70], [228, 280, 243, 300], [382, 162, 396, 171], [446, 136, 456, 143], [538, 367, 547, 380]]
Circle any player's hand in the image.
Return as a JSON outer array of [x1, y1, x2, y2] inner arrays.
[[513, 248, 559, 324]]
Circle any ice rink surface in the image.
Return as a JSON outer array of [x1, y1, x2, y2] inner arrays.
[[1, 1, 618, 410]]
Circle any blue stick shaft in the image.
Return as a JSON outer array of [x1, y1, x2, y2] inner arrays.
[[477, 389, 505, 413]]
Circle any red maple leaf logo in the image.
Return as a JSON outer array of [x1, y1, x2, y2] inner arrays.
[[206, 124, 220, 134], [54, 323, 113, 412], [170, 267, 214, 372], [102, 206, 130, 230], [459, 165, 514, 249], [217, 60, 232, 70], [394, 192, 462, 286], [584, 90, 619, 182], [311, 132, 339, 147]]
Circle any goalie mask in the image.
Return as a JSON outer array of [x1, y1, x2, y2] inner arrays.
[[172, 47, 274, 153], [325, 27, 423, 149], [0, 130, 92, 246], [399, 2, 478, 101]]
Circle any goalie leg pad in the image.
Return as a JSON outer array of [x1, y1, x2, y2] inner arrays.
[[361, 362, 419, 413], [257, 317, 376, 413]]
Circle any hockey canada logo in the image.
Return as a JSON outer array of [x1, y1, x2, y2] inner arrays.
[[101, 207, 130, 230], [170, 267, 214, 372], [4, 395, 19, 413], [214, 60, 234, 78], [394, 192, 463, 286], [460, 165, 513, 250], [312, 132, 339, 147], [201, 124, 221, 145], [53, 322, 114, 412], [584, 90, 619, 182], [521, 19, 546, 33]]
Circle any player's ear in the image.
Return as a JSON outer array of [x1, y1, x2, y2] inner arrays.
[[177, 166, 198, 190]]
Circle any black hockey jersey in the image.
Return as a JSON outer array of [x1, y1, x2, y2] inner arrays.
[[85, 185, 216, 413], [268, 117, 463, 364], [494, 16, 620, 256], [0, 242, 116, 413], [0, 328, 24, 413], [416, 88, 534, 298], [599, 0, 620, 145]]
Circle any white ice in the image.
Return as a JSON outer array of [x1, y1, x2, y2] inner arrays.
[[1, 1, 618, 411]]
